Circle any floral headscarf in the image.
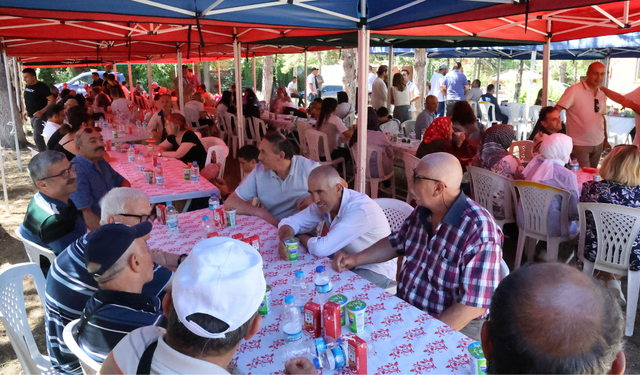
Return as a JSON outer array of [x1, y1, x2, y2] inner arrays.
[[478, 124, 514, 170], [422, 117, 452, 144]]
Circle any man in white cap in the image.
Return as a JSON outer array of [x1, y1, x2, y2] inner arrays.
[[429, 64, 448, 117], [99, 238, 266, 374]]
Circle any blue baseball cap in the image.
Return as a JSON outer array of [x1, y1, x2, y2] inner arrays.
[[84, 222, 153, 277]]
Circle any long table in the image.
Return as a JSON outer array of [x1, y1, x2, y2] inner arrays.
[[107, 149, 218, 211], [391, 139, 421, 159], [261, 112, 305, 132], [148, 209, 474, 374], [101, 125, 151, 144]]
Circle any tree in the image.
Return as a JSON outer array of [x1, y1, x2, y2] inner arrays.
[[0, 55, 28, 149], [413, 48, 426, 114], [342, 49, 357, 107], [262, 55, 274, 104], [513, 60, 525, 103]]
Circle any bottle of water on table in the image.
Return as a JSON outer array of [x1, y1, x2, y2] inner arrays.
[[570, 158, 580, 173], [200, 216, 214, 239], [281, 295, 303, 344], [191, 161, 200, 182], [127, 144, 135, 163], [135, 152, 145, 172], [314, 266, 333, 305], [166, 201, 179, 235], [291, 270, 309, 312], [155, 163, 164, 187]]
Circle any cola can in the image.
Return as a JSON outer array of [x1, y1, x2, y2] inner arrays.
[[156, 204, 166, 225], [152, 154, 158, 167], [106, 140, 112, 151]]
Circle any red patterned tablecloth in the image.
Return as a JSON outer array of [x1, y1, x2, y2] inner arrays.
[[101, 124, 151, 144], [261, 112, 307, 132], [148, 209, 474, 374], [576, 169, 596, 188], [107, 149, 218, 205], [392, 139, 421, 159]]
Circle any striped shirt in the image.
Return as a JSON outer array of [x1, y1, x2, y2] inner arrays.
[[77, 289, 165, 362], [45, 234, 172, 375]]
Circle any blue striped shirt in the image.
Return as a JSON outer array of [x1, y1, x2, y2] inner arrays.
[[45, 234, 172, 374]]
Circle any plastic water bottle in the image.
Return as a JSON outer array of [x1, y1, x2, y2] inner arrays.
[[135, 152, 145, 172], [155, 163, 164, 187], [209, 193, 220, 210], [127, 144, 135, 163], [316, 344, 347, 370], [200, 216, 214, 239], [281, 295, 304, 344], [314, 266, 332, 305], [191, 161, 200, 182], [570, 158, 580, 173], [166, 201, 179, 235], [291, 270, 309, 312]]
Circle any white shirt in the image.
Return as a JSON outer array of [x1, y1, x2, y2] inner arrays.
[[391, 87, 411, 106], [306, 73, 317, 95], [110, 98, 135, 120], [371, 77, 387, 110], [112, 326, 232, 375], [336, 102, 355, 119], [406, 81, 421, 112], [184, 100, 204, 126], [279, 188, 395, 279], [42, 121, 61, 143], [429, 72, 445, 102], [465, 87, 483, 102], [624, 86, 640, 147], [235, 155, 320, 221], [368, 72, 376, 93], [286, 80, 298, 96], [148, 108, 180, 135], [556, 81, 607, 146]]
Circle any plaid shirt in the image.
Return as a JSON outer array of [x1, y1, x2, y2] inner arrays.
[[389, 193, 503, 317]]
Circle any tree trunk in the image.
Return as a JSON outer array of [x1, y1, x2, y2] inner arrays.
[[342, 49, 357, 107], [317, 51, 323, 72], [262, 55, 274, 104], [559, 61, 567, 84], [0, 54, 28, 149], [413, 48, 426, 114], [513, 59, 525, 103], [573, 61, 578, 85]]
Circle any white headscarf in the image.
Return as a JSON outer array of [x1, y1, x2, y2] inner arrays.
[[523, 133, 573, 182]]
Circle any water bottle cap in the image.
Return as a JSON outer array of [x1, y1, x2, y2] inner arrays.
[[139, 152, 143, 155], [203, 216, 209, 221], [157, 163, 162, 166], [167, 201, 172, 205], [285, 295, 295, 304], [193, 161, 198, 165], [316, 265, 325, 273], [211, 193, 217, 197], [312, 358, 321, 369], [295, 270, 304, 278], [337, 338, 343, 345]]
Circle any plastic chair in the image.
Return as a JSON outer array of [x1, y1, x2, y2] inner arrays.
[[206, 145, 229, 179], [247, 117, 267, 145], [577, 203, 640, 336], [0, 262, 57, 375], [14, 228, 56, 271], [296, 120, 313, 158], [507, 103, 524, 127], [216, 112, 228, 143], [401, 153, 420, 204], [305, 129, 347, 179], [183, 106, 200, 129], [62, 319, 101, 375], [508, 140, 534, 164], [529, 105, 542, 129], [379, 119, 401, 136], [200, 136, 226, 151], [223, 113, 239, 159], [514, 181, 578, 270], [478, 101, 496, 127], [343, 113, 355, 129], [400, 120, 416, 138], [467, 100, 478, 117], [366, 145, 396, 199], [466, 166, 516, 229]]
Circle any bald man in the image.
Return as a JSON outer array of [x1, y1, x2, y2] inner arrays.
[[483, 263, 625, 374], [415, 95, 439, 139], [556, 62, 610, 168], [333, 153, 503, 340], [279, 166, 395, 288]]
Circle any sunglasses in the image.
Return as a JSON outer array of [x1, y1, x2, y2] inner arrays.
[[39, 162, 76, 181], [413, 169, 447, 188], [594, 98, 600, 113], [116, 213, 152, 223]]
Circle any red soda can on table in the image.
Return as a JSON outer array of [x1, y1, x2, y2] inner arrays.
[[106, 140, 112, 151], [214, 207, 226, 229], [304, 301, 322, 338], [156, 204, 166, 225]]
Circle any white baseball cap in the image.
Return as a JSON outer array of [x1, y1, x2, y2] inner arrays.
[[439, 64, 448, 70], [173, 238, 266, 339]]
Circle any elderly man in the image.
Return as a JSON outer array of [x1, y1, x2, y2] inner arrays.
[[70, 128, 130, 230], [415, 95, 439, 140], [333, 153, 503, 340], [42, 104, 65, 145], [528, 106, 566, 152], [371, 65, 388, 110], [100, 238, 265, 374], [465, 79, 482, 102], [44, 187, 173, 375], [148, 94, 180, 144], [77, 222, 164, 363], [556, 62, 609, 168], [442, 62, 469, 116], [20, 151, 86, 256], [278, 166, 395, 288], [483, 263, 625, 374], [226, 133, 318, 227]]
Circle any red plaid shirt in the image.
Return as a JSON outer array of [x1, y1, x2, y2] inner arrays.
[[389, 193, 503, 318]]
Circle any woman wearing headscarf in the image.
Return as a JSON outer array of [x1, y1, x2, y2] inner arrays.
[[415, 116, 476, 167], [517, 133, 579, 238]]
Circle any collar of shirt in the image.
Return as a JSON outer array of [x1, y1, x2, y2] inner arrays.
[[37, 191, 70, 211], [154, 333, 231, 374], [74, 154, 107, 173], [580, 81, 600, 96], [324, 187, 352, 226], [93, 289, 161, 313], [268, 157, 297, 182], [417, 192, 467, 234]]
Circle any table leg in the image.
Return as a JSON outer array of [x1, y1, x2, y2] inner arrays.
[[182, 199, 192, 213]]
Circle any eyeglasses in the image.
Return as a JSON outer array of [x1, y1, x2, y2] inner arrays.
[[413, 169, 447, 188], [116, 213, 152, 223], [594, 98, 600, 113], [39, 162, 75, 180]]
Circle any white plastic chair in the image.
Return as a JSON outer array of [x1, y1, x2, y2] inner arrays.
[[14, 228, 56, 271], [467, 100, 478, 117], [247, 117, 267, 145], [400, 120, 416, 138], [507, 103, 524, 127], [0, 263, 57, 375], [366, 145, 395, 199], [514, 181, 578, 270], [401, 153, 420, 204], [508, 140, 534, 164], [183, 106, 200, 129], [379, 120, 401, 136], [223, 113, 239, 159], [529, 105, 542, 126], [206, 145, 229, 179], [200, 136, 226, 151], [343, 112, 355, 129], [478, 101, 496, 127], [466, 166, 516, 229], [577, 203, 640, 336], [296, 120, 313, 158], [63, 319, 101, 375], [304, 129, 347, 179]]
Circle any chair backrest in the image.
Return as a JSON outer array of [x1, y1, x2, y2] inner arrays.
[[14, 228, 56, 269], [183, 106, 200, 128], [296, 120, 313, 158], [63, 319, 101, 375], [478, 101, 496, 125], [466, 166, 516, 222], [467, 100, 478, 117], [216, 111, 227, 133], [0, 262, 56, 375], [366, 145, 387, 179], [305, 129, 333, 162], [400, 120, 416, 137], [343, 113, 355, 129], [251, 117, 267, 140], [529, 105, 542, 124], [514, 180, 571, 237], [402, 153, 420, 202], [578, 203, 640, 275], [206, 145, 229, 179], [508, 140, 534, 163], [224, 113, 238, 136], [374, 198, 414, 232], [507, 103, 524, 126], [379, 120, 400, 135], [200, 136, 226, 151]]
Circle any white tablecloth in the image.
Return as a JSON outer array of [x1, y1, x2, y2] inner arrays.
[[391, 139, 421, 159], [148, 209, 474, 374], [107, 149, 218, 205], [606, 115, 635, 145]]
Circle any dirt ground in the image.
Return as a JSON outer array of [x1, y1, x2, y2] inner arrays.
[[1, 145, 640, 374]]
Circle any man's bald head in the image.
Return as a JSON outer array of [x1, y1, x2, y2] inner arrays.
[[586, 62, 606, 88], [309, 165, 342, 189], [485, 263, 624, 374], [417, 152, 463, 190]]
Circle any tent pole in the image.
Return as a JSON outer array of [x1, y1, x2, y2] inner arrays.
[[386, 44, 394, 111], [424, 51, 429, 102], [203, 61, 211, 95], [3, 50, 21, 172], [177, 51, 184, 110], [496, 57, 501, 104], [147, 59, 154, 109], [304, 48, 308, 107], [541, 20, 552, 107], [356, 24, 370, 193], [127, 61, 134, 99], [523, 51, 537, 141], [604, 55, 611, 88], [233, 36, 245, 149], [252, 54, 256, 92], [217, 61, 222, 96], [1, 51, 14, 210], [12, 58, 21, 112]]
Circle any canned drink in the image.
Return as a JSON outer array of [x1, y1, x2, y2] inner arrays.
[[346, 300, 367, 334], [258, 285, 271, 316], [152, 154, 158, 167], [468, 342, 487, 375], [593, 174, 602, 182], [144, 170, 154, 184], [329, 294, 348, 326], [156, 204, 166, 225], [112, 130, 118, 139], [225, 208, 236, 227], [183, 166, 191, 180], [106, 140, 112, 151], [284, 237, 299, 261]]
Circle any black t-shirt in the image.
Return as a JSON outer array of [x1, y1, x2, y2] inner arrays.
[[91, 78, 104, 87], [47, 128, 64, 150], [167, 130, 207, 167], [24, 81, 51, 117]]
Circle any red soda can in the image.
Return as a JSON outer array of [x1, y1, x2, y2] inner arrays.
[[156, 204, 166, 225], [152, 154, 158, 167], [106, 140, 112, 151]]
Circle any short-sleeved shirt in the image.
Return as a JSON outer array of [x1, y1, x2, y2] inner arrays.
[[318, 114, 348, 155], [624, 86, 640, 147], [235, 155, 320, 221], [286, 81, 298, 96], [43, 121, 62, 143], [443, 70, 468, 101], [148, 108, 180, 142], [556, 81, 607, 146], [306, 73, 317, 94], [24, 81, 51, 117], [167, 130, 207, 167], [465, 87, 483, 102], [389, 193, 503, 317], [70, 154, 126, 217], [429, 73, 445, 102], [45, 234, 172, 374], [20, 192, 87, 255], [77, 289, 164, 363], [110, 98, 134, 119]]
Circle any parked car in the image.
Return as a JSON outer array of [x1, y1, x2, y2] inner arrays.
[[300, 85, 343, 100], [55, 71, 125, 94]]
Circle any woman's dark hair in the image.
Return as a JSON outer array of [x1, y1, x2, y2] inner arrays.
[[59, 89, 71, 104], [535, 88, 544, 106], [337, 91, 349, 104], [74, 93, 86, 108], [61, 107, 90, 135], [392, 73, 406, 92], [219, 91, 232, 107], [451, 100, 476, 126], [95, 93, 110, 110], [367, 107, 380, 131], [245, 88, 258, 106], [316, 98, 338, 133], [167, 113, 189, 131]]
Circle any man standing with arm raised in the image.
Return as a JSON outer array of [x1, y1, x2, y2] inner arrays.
[[23, 67, 56, 151]]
